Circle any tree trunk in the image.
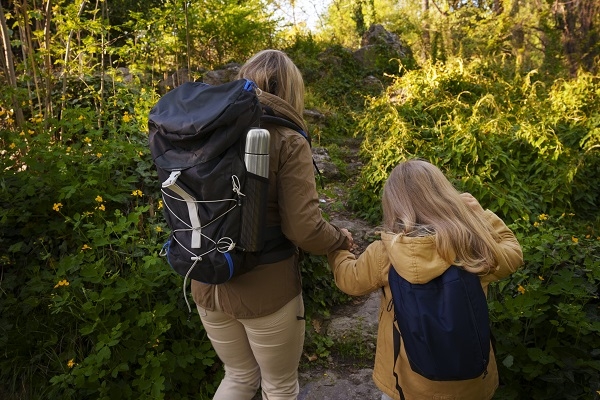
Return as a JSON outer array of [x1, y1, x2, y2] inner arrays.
[[509, 0, 525, 72], [43, 0, 53, 126], [0, 3, 25, 127], [422, 0, 430, 61], [553, 0, 600, 75], [19, 0, 43, 115], [493, 0, 503, 15]]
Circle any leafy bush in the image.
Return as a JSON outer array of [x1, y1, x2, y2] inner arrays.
[[489, 216, 600, 399], [0, 82, 221, 399], [350, 58, 600, 224]]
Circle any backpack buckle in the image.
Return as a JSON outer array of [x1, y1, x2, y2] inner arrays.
[[162, 170, 182, 188]]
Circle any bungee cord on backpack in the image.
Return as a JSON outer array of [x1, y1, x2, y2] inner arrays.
[[159, 171, 247, 317]]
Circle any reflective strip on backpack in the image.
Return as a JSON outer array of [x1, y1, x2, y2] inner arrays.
[[162, 171, 202, 249]]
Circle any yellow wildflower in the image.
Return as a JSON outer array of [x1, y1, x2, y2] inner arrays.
[[96, 153, 103, 158], [533, 221, 539, 227], [53, 203, 63, 212], [19, 131, 25, 136], [132, 190, 143, 197], [66, 147, 71, 153], [97, 204, 106, 211], [538, 214, 548, 221], [81, 244, 92, 251], [53, 279, 70, 289], [155, 226, 163, 232], [67, 359, 76, 368], [122, 113, 132, 123], [9, 143, 16, 149], [538, 276, 544, 281], [585, 234, 590, 239], [78, 115, 85, 121], [95, 195, 103, 203], [158, 200, 163, 210], [517, 285, 525, 295], [83, 137, 92, 144], [28, 130, 34, 135], [572, 236, 578, 243]]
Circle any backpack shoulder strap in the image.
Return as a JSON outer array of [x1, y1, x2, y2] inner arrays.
[[259, 108, 324, 188], [260, 113, 311, 145], [389, 267, 407, 400]]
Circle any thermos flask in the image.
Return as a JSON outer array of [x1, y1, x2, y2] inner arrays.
[[240, 128, 270, 252]]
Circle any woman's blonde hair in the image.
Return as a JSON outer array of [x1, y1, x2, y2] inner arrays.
[[237, 49, 305, 116], [382, 159, 501, 274]]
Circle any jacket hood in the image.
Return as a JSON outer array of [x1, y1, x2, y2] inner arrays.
[[257, 91, 309, 137], [380, 231, 454, 284]]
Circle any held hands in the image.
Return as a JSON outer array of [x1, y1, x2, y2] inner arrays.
[[460, 192, 485, 214], [340, 228, 355, 251]]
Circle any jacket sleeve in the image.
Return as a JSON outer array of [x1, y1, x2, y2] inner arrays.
[[277, 135, 346, 254], [480, 210, 524, 284], [327, 241, 388, 296]]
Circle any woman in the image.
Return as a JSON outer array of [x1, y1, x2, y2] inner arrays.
[[191, 49, 352, 399], [328, 159, 524, 400]]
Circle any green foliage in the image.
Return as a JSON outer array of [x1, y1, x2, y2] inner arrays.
[[489, 216, 600, 399], [0, 82, 220, 399], [350, 57, 600, 224], [120, 0, 277, 73], [301, 254, 350, 320], [319, 0, 400, 49]]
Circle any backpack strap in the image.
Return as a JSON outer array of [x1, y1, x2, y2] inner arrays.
[[260, 113, 311, 145], [259, 108, 325, 189], [388, 293, 407, 400], [257, 225, 296, 264]]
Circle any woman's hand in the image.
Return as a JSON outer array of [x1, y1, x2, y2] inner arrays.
[[340, 228, 354, 251]]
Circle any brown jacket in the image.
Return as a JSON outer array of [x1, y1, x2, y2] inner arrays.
[[328, 210, 524, 400], [192, 91, 347, 318]]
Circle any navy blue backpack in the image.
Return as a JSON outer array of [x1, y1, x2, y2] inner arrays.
[[388, 264, 490, 394]]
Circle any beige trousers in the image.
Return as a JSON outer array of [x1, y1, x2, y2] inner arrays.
[[198, 294, 305, 400]]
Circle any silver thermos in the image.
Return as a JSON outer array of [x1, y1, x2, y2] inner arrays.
[[244, 129, 270, 178], [240, 129, 270, 252]]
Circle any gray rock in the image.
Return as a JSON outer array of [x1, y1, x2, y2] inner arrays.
[[313, 147, 340, 179], [202, 63, 241, 85], [298, 369, 381, 400], [327, 291, 380, 348], [353, 24, 412, 71]]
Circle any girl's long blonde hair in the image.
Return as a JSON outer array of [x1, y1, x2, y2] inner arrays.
[[382, 159, 502, 274], [237, 49, 305, 116]]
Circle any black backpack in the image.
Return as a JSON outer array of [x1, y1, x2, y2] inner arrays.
[[388, 265, 490, 395], [148, 79, 305, 290]]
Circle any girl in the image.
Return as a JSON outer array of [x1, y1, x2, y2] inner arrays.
[[328, 159, 523, 400]]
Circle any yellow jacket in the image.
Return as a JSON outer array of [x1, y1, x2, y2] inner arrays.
[[328, 210, 524, 400]]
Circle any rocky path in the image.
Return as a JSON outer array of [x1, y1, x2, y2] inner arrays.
[[297, 142, 383, 399], [251, 139, 382, 400], [297, 291, 382, 400]]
